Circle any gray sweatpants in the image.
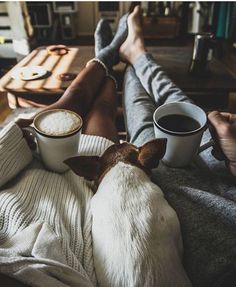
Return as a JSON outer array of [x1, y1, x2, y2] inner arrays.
[[123, 53, 236, 287]]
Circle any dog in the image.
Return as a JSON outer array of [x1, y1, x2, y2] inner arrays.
[[65, 139, 192, 287]]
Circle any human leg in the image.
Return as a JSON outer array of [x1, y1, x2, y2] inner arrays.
[[46, 63, 119, 143], [43, 13, 127, 119], [80, 18, 119, 143], [44, 62, 107, 119], [83, 77, 119, 143], [120, 6, 191, 107], [28, 12, 127, 136], [122, 8, 236, 287], [123, 65, 156, 146], [94, 19, 113, 56], [95, 13, 128, 69], [18, 18, 120, 145], [122, 6, 191, 146]]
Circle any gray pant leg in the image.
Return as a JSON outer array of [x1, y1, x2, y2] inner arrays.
[[133, 52, 191, 106], [123, 52, 191, 147], [123, 65, 156, 147], [123, 52, 236, 287]]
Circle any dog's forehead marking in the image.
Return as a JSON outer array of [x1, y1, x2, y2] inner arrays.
[[103, 142, 138, 157], [96, 143, 142, 185]]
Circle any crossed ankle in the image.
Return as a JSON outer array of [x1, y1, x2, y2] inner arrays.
[[130, 47, 146, 65], [106, 74, 118, 89], [86, 58, 118, 88], [86, 58, 109, 76], [122, 44, 146, 65]]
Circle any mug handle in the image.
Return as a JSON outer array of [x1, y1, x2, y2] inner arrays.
[[22, 126, 36, 140], [22, 126, 40, 158], [198, 139, 214, 154]]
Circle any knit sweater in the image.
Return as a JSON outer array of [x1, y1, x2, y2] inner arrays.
[[0, 122, 113, 287]]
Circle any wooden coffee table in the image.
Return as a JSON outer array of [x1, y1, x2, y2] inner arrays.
[[0, 46, 236, 111], [0, 46, 98, 108], [147, 46, 236, 111]]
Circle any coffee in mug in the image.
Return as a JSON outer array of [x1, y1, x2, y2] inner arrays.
[[25, 109, 83, 173], [153, 102, 207, 167], [35, 109, 81, 137], [157, 114, 201, 133]]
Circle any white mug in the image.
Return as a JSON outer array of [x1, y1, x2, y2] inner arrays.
[[24, 109, 83, 173], [153, 102, 207, 167]]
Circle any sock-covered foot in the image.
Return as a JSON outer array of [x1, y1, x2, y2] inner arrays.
[[94, 19, 113, 56], [120, 6, 146, 64], [96, 13, 128, 69]]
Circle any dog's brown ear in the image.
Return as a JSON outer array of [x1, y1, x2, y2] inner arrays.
[[64, 156, 101, 180], [138, 138, 167, 169]]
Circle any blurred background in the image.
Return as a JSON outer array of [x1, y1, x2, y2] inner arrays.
[[0, 1, 236, 129], [0, 2, 235, 60]]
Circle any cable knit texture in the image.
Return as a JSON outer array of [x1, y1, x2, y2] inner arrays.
[[0, 123, 113, 287]]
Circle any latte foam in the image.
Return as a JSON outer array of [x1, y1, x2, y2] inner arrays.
[[36, 110, 82, 136]]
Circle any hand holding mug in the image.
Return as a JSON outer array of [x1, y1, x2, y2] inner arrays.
[[208, 111, 236, 176]]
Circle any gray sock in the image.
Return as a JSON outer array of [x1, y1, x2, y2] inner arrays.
[[94, 19, 113, 56], [96, 13, 128, 69]]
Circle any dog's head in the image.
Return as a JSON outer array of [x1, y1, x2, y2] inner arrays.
[[64, 138, 167, 186]]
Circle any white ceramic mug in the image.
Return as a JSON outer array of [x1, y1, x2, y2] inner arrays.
[[24, 109, 83, 173], [153, 102, 208, 167]]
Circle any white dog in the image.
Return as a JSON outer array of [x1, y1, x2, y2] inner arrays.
[[65, 139, 192, 287]]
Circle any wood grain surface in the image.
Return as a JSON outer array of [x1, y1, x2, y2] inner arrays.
[[0, 46, 97, 94]]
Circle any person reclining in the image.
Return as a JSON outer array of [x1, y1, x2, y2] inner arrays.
[[0, 5, 236, 287]]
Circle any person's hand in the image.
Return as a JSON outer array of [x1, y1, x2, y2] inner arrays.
[[208, 111, 236, 176], [15, 117, 36, 150]]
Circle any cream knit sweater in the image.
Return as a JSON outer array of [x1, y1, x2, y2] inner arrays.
[[0, 122, 113, 287]]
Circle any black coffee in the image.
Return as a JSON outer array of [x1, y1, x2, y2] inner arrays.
[[157, 114, 200, 133]]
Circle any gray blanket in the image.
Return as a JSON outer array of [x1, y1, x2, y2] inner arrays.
[[123, 53, 236, 287]]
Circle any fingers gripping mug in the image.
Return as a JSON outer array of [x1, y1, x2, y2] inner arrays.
[[24, 109, 83, 173], [153, 102, 208, 167]]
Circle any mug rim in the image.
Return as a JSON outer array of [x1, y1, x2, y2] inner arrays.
[[33, 109, 83, 138], [153, 102, 207, 136]]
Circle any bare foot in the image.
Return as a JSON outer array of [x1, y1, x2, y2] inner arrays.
[[119, 6, 146, 64]]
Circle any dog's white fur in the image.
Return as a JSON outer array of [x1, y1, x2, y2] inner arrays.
[[91, 162, 192, 287]]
